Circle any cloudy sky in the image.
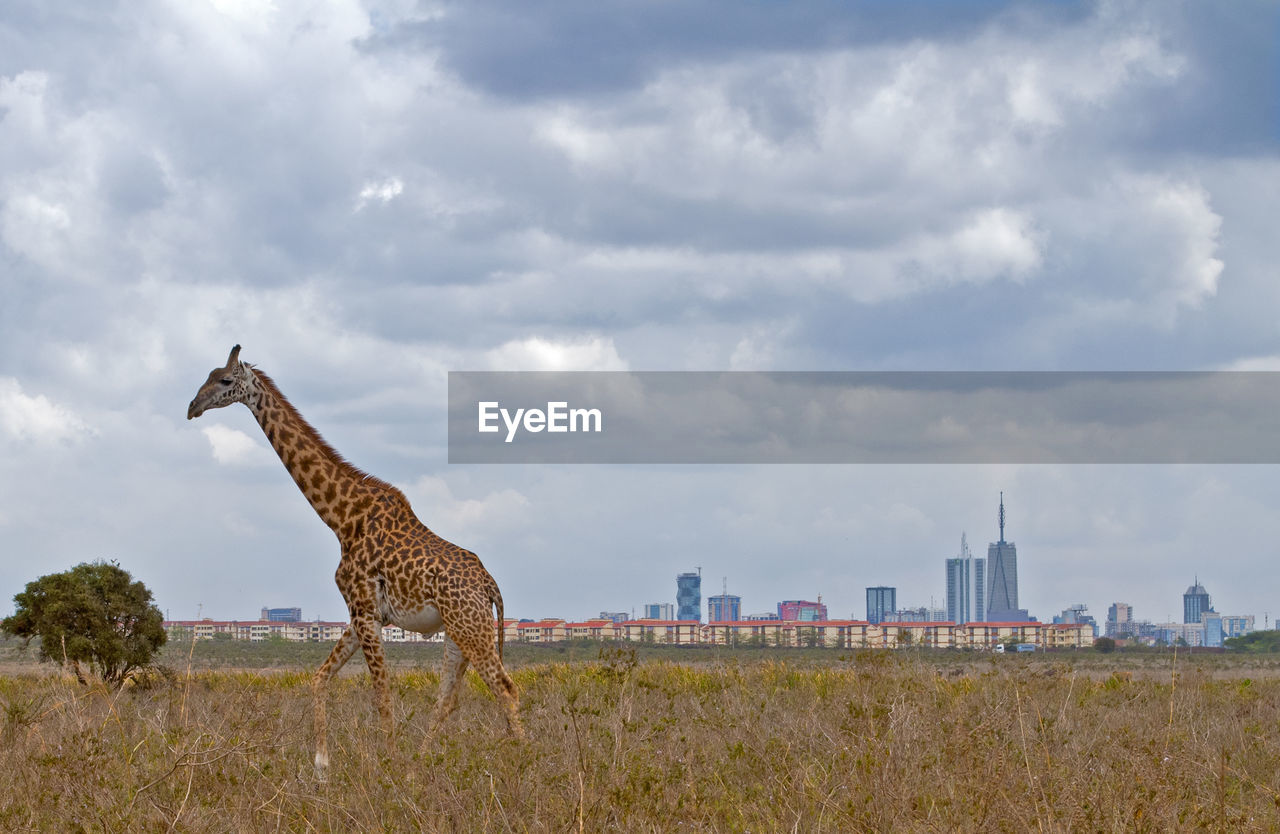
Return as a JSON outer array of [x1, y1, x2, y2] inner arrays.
[[2, 0, 1277, 627]]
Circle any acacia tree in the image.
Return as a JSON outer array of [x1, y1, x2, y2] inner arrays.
[[1, 561, 167, 687]]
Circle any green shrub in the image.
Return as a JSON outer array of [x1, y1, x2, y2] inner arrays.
[[1, 561, 166, 687]]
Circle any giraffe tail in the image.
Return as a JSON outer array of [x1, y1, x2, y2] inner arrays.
[[491, 583, 506, 662]]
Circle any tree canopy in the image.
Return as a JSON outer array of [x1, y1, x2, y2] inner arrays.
[[1225, 630, 1280, 653], [1, 561, 167, 686]]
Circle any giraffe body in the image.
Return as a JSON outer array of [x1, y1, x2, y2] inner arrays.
[[187, 346, 522, 774]]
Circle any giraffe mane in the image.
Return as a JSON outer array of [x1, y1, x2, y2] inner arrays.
[[250, 366, 408, 502]]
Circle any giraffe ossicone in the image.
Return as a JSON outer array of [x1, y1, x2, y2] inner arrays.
[[188, 345, 524, 773]]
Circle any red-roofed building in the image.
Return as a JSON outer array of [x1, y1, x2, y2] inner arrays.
[[617, 619, 702, 645], [877, 621, 961, 649], [164, 619, 348, 642], [702, 620, 874, 648], [512, 619, 568, 643], [566, 620, 621, 641]]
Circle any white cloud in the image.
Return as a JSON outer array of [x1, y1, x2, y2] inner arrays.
[[1140, 179, 1223, 309], [1223, 356, 1280, 371], [207, 0, 278, 31], [355, 176, 404, 210], [201, 424, 271, 466], [0, 194, 71, 268], [943, 208, 1044, 280], [403, 475, 530, 544], [485, 336, 628, 371], [1050, 175, 1224, 325], [0, 378, 93, 443], [0, 71, 51, 136]]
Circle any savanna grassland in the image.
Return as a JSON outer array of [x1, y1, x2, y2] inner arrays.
[[3, 639, 1280, 832]]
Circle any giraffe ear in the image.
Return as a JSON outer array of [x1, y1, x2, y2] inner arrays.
[[226, 344, 242, 368]]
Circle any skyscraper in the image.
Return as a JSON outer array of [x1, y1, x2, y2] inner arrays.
[[1183, 579, 1211, 624], [985, 493, 1025, 620], [644, 603, 675, 620], [676, 571, 702, 621], [1106, 602, 1134, 638], [708, 594, 741, 622], [866, 586, 896, 625], [945, 532, 985, 623]]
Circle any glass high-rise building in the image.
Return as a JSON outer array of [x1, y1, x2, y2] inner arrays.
[[866, 586, 896, 625], [644, 603, 675, 620], [708, 594, 741, 622], [945, 533, 985, 623], [1106, 602, 1135, 638], [1183, 580, 1211, 624], [676, 572, 702, 621]]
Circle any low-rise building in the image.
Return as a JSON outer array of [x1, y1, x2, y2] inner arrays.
[[567, 620, 621, 640], [617, 619, 702, 645], [878, 621, 959, 649], [964, 621, 1045, 650], [163, 618, 348, 642], [380, 625, 444, 643], [513, 619, 568, 643], [701, 620, 822, 647]]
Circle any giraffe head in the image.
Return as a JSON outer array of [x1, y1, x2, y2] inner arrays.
[[187, 344, 252, 420]]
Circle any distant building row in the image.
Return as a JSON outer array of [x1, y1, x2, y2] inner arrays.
[[1105, 589, 1254, 648], [165, 619, 445, 644], [507, 618, 1093, 650], [164, 617, 1092, 651], [655, 571, 833, 624]]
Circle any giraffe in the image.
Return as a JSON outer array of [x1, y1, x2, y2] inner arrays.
[[187, 345, 523, 774]]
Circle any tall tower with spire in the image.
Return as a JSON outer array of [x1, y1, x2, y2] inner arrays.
[[985, 492, 1025, 621]]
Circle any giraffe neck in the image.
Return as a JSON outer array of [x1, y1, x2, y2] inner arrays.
[[245, 368, 378, 534]]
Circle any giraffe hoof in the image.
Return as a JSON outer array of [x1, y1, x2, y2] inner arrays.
[[313, 751, 330, 781]]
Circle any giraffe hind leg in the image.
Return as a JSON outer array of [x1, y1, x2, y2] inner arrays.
[[427, 635, 468, 739], [453, 626, 524, 739]]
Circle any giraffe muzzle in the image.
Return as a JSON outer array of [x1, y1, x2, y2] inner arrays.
[[187, 400, 203, 420]]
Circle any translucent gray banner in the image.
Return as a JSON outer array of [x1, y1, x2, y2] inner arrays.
[[447, 372, 1280, 464]]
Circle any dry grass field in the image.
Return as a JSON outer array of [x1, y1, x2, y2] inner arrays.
[[3, 643, 1280, 832]]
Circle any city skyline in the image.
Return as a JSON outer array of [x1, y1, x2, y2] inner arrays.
[[160, 496, 1266, 631]]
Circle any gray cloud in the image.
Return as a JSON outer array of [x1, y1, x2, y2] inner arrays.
[[0, 0, 1278, 626], [368, 0, 1082, 100]]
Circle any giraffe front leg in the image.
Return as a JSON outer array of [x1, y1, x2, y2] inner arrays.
[[313, 625, 358, 779], [352, 615, 393, 747]]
